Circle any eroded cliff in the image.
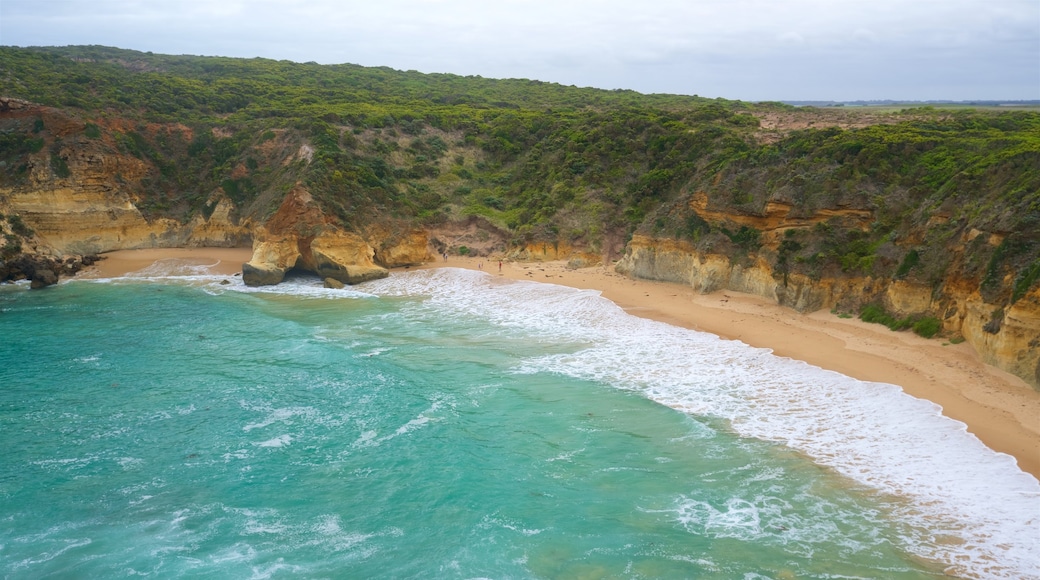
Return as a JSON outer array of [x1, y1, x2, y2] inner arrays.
[[242, 183, 431, 286], [1, 100, 435, 287], [0, 99, 252, 258], [2, 46, 1037, 387], [617, 219, 1040, 388]]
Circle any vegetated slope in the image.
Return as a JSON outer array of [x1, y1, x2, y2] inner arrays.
[[658, 116, 1039, 295], [1, 46, 1038, 384], [0, 45, 760, 236]]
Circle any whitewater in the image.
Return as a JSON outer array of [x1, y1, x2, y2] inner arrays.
[[0, 267, 1036, 579]]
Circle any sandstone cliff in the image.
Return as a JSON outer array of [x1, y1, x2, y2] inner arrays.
[[0, 99, 252, 259], [1, 100, 436, 287], [616, 233, 1040, 388], [241, 183, 432, 286]]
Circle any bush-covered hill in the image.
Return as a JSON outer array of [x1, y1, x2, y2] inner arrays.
[[1, 45, 1038, 310]]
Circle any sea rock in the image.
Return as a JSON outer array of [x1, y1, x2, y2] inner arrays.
[[242, 187, 393, 286], [311, 231, 388, 284], [242, 262, 284, 286], [242, 236, 301, 287], [323, 277, 345, 289], [30, 268, 58, 289]]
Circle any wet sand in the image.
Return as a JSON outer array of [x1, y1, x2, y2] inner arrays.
[[77, 248, 253, 279]]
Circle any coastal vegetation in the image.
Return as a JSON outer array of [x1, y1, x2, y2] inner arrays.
[[1, 45, 1038, 348], [858, 303, 943, 338]]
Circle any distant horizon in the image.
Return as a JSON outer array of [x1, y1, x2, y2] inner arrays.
[[1, 0, 1036, 102]]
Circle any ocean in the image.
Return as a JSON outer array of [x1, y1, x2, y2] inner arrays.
[[1, 265, 1037, 579]]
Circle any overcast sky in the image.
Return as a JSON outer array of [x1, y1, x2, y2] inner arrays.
[[1, 0, 1037, 101]]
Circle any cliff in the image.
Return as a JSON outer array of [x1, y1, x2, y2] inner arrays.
[[0, 99, 433, 287], [242, 183, 430, 286], [617, 230, 1040, 388], [1, 46, 1037, 387], [0, 98, 252, 257]]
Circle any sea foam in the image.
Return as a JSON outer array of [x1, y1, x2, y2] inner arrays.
[[356, 268, 1040, 580]]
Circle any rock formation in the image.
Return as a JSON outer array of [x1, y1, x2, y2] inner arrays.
[[0, 101, 252, 260], [242, 183, 432, 286], [1, 83, 1036, 387], [617, 234, 1040, 388]]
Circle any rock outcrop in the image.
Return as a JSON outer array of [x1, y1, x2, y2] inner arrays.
[[0, 102, 252, 257], [309, 231, 390, 284], [368, 226, 434, 268], [0, 251, 100, 287], [507, 241, 602, 267], [29, 268, 57, 289], [616, 234, 1040, 388], [242, 183, 431, 286]]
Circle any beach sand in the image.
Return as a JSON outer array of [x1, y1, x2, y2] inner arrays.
[[77, 248, 253, 279], [79, 249, 1040, 479], [428, 256, 1040, 480]]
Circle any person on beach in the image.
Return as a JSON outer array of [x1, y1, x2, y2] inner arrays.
[[498, 261, 502, 272]]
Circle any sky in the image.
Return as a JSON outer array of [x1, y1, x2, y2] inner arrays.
[[1, 0, 1037, 102]]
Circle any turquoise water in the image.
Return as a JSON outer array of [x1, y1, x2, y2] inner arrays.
[[1, 268, 1037, 579]]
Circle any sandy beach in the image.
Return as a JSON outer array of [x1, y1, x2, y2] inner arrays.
[[424, 256, 1040, 480], [77, 248, 253, 279], [79, 249, 1040, 479]]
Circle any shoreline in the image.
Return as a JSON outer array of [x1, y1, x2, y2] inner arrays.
[[423, 256, 1040, 480], [75, 248, 252, 279], [78, 249, 1040, 479]]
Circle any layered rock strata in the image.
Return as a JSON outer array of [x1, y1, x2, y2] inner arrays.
[[242, 184, 431, 286], [616, 234, 1040, 388]]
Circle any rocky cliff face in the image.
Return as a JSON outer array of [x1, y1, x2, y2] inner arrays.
[[241, 184, 431, 286], [3, 95, 1036, 387], [0, 100, 252, 259], [1, 101, 436, 287], [617, 233, 1040, 388]]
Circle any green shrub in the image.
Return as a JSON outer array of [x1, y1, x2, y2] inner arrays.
[[859, 304, 889, 324], [895, 249, 920, 278], [458, 246, 470, 256], [722, 225, 760, 250], [50, 153, 72, 178], [6, 214, 34, 237], [84, 122, 101, 139], [1011, 260, 1040, 304], [859, 303, 915, 331], [912, 317, 942, 338], [3, 234, 22, 258]]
